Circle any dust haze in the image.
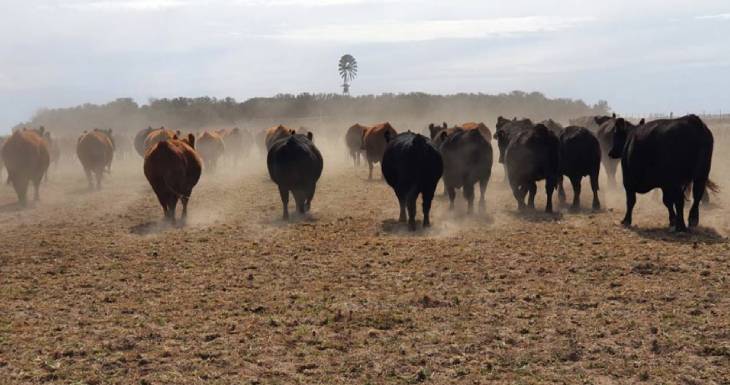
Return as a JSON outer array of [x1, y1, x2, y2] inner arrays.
[[0, 96, 728, 384]]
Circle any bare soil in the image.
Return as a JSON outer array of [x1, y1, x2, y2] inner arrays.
[[0, 139, 728, 385]]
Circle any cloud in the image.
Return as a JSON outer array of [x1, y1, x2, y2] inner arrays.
[[696, 13, 730, 20], [265, 16, 593, 43]]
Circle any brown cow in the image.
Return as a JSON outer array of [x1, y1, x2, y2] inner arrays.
[[460, 122, 493, 141], [77, 129, 115, 190], [265, 125, 294, 151], [362, 122, 397, 179], [429, 122, 492, 143], [197, 131, 225, 172], [143, 134, 202, 223], [143, 127, 176, 154], [1, 129, 50, 206], [345, 123, 367, 166]]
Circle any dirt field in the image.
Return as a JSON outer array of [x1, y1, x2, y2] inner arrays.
[[0, 136, 728, 385]]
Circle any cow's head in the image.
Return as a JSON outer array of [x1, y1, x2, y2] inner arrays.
[[496, 116, 510, 131], [608, 118, 629, 159], [428, 122, 447, 139], [494, 129, 509, 163]]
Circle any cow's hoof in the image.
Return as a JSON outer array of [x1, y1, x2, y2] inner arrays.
[[620, 220, 631, 228], [688, 217, 699, 228]]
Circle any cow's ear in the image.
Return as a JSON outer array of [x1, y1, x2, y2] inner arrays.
[[639, 118, 645, 125], [307, 132, 313, 141], [612, 113, 616, 118], [428, 123, 434, 130], [188, 133, 196, 148], [442, 122, 447, 129]]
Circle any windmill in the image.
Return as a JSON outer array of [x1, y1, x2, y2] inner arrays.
[[338, 54, 357, 95]]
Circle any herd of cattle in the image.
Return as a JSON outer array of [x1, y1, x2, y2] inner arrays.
[[0, 113, 716, 232]]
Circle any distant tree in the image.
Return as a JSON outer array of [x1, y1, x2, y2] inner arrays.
[[338, 54, 358, 95]]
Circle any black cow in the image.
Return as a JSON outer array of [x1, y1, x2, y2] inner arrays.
[[558, 126, 601, 210], [597, 116, 640, 188], [504, 124, 560, 212], [494, 117, 534, 182], [267, 132, 323, 220], [608, 115, 715, 231], [381, 131, 443, 231], [436, 127, 493, 213]]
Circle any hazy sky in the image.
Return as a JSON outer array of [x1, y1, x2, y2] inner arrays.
[[1, 0, 729, 130]]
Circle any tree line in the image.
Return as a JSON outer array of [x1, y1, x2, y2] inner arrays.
[[21, 92, 611, 137]]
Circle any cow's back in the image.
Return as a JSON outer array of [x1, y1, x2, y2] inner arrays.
[[143, 128, 176, 154], [560, 126, 600, 176], [265, 125, 294, 151], [345, 124, 366, 150], [363, 123, 397, 163], [624, 115, 712, 192], [506, 125, 559, 182], [460, 122, 492, 142], [382, 132, 442, 189], [440, 128, 492, 187], [267, 134, 323, 187], [2, 130, 50, 178], [197, 132, 225, 156], [77, 131, 114, 169], [144, 138, 201, 190]]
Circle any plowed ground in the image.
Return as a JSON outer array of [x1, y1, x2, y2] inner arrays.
[[0, 138, 728, 385]]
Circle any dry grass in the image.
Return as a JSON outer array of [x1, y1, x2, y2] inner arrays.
[[0, 136, 728, 385]]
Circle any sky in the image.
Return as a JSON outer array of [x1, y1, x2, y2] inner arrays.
[[1, 0, 729, 130]]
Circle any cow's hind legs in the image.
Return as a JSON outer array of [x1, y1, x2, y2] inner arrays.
[[569, 176, 582, 211], [527, 182, 537, 209], [447, 186, 456, 210], [278, 185, 290, 220], [85, 169, 93, 190], [463, 182, 475, 214], [545, 177, 556, 213], [478, 177, 488, 212], [662, 188, 677, 228], [673, 187, 687, 232], [395, 188, 406, 222], [590, 171, 600, 210], [621, 190, 636, 227], [689, 179, 706, 228], [422, 189, 434, 228], [558, 175, 567, 205], [406, 189, 418, 231]]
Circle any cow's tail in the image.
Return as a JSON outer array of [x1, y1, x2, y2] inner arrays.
[[685, 117, 717, 200], [163, 172, 189, 200]]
